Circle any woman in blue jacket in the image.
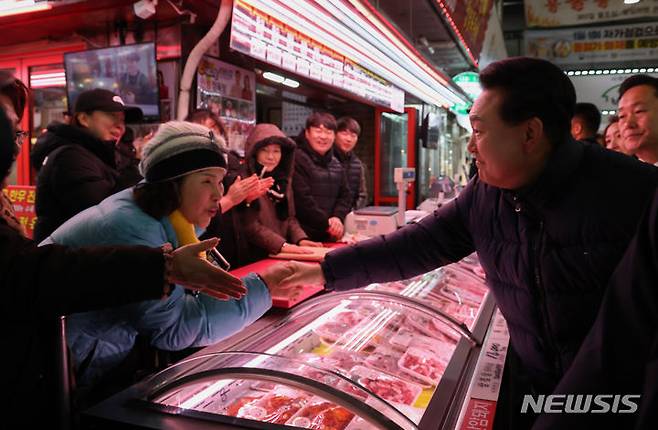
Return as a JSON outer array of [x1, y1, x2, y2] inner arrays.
[[42, 121, 276, 387]]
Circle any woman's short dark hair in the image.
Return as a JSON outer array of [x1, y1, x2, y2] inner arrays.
[[479, 57, 576, 146], [0, 71, 28, 122], [337, 117, 361, 135], [186, 109, 228, 141], [305, 112, 337, 131], [133, 178, 183, 219]]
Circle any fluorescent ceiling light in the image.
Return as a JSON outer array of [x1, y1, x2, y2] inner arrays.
[[262, 71, 284, 83], [243, 0, 467, 107], [0, 1, 52, 17], [282, 78, 300, 88], [624, 0, 640, 4]]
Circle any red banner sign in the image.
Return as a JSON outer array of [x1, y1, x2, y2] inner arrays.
[[3, 185, 37, 239]]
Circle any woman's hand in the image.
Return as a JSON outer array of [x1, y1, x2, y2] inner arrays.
[[170, 238, 246, 300], [326, 217, 345, 240], [298, 239, 323, 248], [245, 176, 275, 203], [221, 175, 260, 212], [279, 243, 313, 254]]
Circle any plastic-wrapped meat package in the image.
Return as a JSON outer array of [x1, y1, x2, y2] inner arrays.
[[433, 301, 477, 328], [436, 280, 485, 306], [364, 345, 432, 388], [398, 346, 452, 386], [350, 366, 423, 406], [390, 328, 438, 352], [225, 395, 263, 416], [314, 311, 368, 343], [406, 313, 459, 343], [327, 349, 364, 373], [372, 280, 408, 294], [232, 387, 309, 424], [286, 398, 355, 429], [453, 254, 486, 279]]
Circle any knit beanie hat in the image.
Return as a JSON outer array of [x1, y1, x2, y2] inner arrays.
[[139, 121, 227, 183]]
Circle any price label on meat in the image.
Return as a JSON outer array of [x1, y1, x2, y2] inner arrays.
[[470, 310, 509, 400], [457, 310, 510, 430]]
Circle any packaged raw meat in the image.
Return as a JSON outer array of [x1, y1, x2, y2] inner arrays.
[[436, 282, 484, 306], [350, 366, 423, 406], [364, 345, 432, 388], [398, 346, 450, 386], [225, 395, 262, 417], [327, 349, 363, 373], [374, 280, 408, 294], [406, 313, 458, 343], [286, 397, 355, 429], [233, 387, 309, 424], [250, 381, 278, 392], [314, 311, 368, 343]]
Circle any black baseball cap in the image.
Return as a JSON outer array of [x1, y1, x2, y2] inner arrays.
[[74, 89, 143, 123]]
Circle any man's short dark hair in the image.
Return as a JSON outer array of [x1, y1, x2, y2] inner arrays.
[[479, 57, 576, 145], [574, 102, 601, 136], [305, 112, 337, 131], [619, 74, 658, 99], [337, 117, 361, 135]]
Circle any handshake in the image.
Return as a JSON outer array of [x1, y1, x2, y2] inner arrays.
[[257, 261, 327, 295], [167, 239, 325, 301]]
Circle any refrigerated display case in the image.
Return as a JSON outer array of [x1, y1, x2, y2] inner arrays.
[[83, 255, 505, 430]]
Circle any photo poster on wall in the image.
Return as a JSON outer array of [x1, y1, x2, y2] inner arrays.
[[196, 56, 256, 156]]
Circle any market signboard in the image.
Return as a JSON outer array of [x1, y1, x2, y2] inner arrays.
[[526, 22, 658, 66], [525, 0, 658, 28], [2, 185, 36, 239], [229, 0, 405, 112]]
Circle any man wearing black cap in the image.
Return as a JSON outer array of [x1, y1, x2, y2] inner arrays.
[[33, 88, 143, 242]]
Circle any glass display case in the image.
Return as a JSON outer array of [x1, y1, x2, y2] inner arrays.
[[84, 255, 499, 430]]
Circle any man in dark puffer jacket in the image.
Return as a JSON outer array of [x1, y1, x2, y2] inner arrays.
[[33, 89, 142, 242], [293, 112, 352, 242], [279, 58, 658, 428]]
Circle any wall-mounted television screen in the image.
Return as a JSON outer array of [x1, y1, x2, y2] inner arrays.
[[64, 43, 159, 121]]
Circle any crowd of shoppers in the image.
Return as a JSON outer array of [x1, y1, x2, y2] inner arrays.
[[3, 54, 658, 430]]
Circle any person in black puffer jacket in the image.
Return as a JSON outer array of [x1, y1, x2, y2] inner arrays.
[[334, 116, 368, 210], [33, 89, 143, 242], [278, 58, 658, 429], [293, 112, 352, 242]]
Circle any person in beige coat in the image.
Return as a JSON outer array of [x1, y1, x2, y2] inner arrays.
[[240, 124, 322, 261]]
